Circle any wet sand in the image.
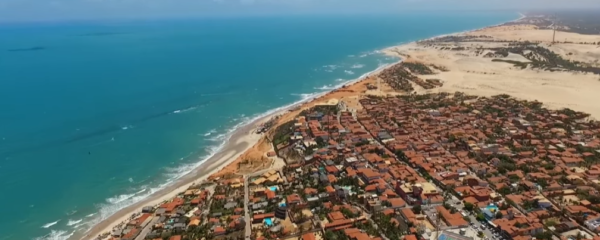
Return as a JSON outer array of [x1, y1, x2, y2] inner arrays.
[[77, 16, 545, 240], [78, 116, 267, 240], [78, 62, 392, 240]]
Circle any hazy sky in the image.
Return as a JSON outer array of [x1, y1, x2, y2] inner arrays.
[[0, 0, 599, 22]]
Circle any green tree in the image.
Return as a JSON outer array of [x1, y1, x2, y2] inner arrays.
[[324, 230, 337, 240], [498, 187, 512, 195], [341, 208, 356, 218], [464, 202, 475, 212], [534, 231, 553, 240], [544, 220, 557, 227], [315, 136, 326, 147], [412, 205, 422, 214]]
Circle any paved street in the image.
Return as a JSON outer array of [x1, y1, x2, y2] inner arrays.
[[243, 168, 280, 239], [135, 217, 159, 240], [467, 214, 496, 239], [443, 194, 498, 240], [244, 175, 251, 239]]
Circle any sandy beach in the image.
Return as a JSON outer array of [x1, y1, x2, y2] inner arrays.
[[78, 62, 390, 240], [77, 19, 493, 240], [382, 24, 600, 118], [78, 64, 388, 240], [78, 115, 267, 240], [79, 13, 600, 240]]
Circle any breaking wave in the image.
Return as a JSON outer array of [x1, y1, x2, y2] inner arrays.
[[36, 52, 399, 240], [314, 84, 336, 90], [358, 50, 380, 58], [42, 220, 60, 228], [322, 64, 339, 72], [33, 230, 74, 240], [172, 106, 197, 114], [66, 219, 82, 226], [203, 129, 217, 136]]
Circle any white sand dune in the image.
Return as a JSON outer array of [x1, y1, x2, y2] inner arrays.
[[383, 25, 600, 118]]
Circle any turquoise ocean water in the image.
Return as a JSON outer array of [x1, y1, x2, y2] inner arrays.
[[0, 11, 516, 240]]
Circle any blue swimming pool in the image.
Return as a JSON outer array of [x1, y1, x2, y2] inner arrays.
[[485, 204, 499, 212], [264, 218, 273, 226], [279, 203, 286, 207], [269, 186, 277, 191]]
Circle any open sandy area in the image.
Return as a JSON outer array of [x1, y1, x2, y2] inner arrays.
[[383, 24, 600, 118], [470, 25, 600, 44], [79, 62, 385, 240], [81, 17, 600, 240], [208, 74, 381, 178], [79, 116, 270, 240]]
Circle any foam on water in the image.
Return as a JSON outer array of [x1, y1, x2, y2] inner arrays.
[[76, 114, 257, 235], [66, 219, 82, 227], [291, 60, 398, 106], [121, 125, 133, 130], [322, 64, 339, 72], [344, 70, 355, 75], [33, 230, 74, 240], [56, 55, 396, 239], [314, 84, 336, 90], [350, 64, 365, 69], [10, 13, 519, 240], [41, 220, 60, 229], [106, 192, 137, 204], [134, 188, 147, 195], [358, 50, 380, 58], [290, 93, 316, 100], [203, 129, 217, 137], [172, 106, 197, 114], [42, 51, 399, 240], [48, 50, 398, 240], [206, 132, 227, 142]]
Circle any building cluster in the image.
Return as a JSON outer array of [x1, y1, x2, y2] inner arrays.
[[105, 185, 212, 240], [104, 92, 600, 240], [356, 93, 600, 240]]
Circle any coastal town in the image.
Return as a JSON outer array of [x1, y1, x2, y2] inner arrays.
[[88, 13, 600, 240]]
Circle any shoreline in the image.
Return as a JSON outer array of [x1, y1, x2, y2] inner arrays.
[[78, 117, 264, 240], [77, 62, 394, 240], [76, 15, 522, 240]]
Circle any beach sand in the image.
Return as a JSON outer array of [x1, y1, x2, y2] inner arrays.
[[79, 67, 384, 240], [383, 25, 600, 118], [207, 75, 382, 178], [81, 16, 600, 240], [79, 116, 267, 239]]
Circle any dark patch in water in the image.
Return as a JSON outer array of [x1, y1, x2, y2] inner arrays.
[[7, 47, 45, 52], [63, 125, 123, 144], [62, 108, 180, 144], [0, 97, 214, 157], [76, 32, 127, 37]]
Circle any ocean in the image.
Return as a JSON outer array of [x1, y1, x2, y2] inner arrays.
[[0, 11, 516, 240]]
